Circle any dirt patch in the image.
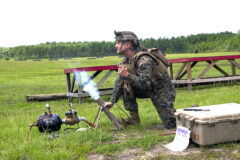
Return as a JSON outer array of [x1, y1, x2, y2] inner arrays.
[[117, 142, 202, 159], [160, 144, 201, 156], [87, 142, 227, 160], [87, 127, 230, 159], [116, 148, 145, 160], [87, 153, 105, 160], [112, 132, 142, 140]]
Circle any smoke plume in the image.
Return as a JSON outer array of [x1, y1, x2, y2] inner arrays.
[[74, 71, 100, 100]]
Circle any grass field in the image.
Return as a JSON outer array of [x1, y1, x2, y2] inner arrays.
[[0, 52, 240, 159]]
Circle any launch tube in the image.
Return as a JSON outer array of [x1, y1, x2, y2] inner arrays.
[[96, 98, 121, 131]]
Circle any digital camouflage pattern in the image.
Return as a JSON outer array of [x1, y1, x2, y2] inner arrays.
[[110, 47, 176, 129], [114, 31, 140, 47]]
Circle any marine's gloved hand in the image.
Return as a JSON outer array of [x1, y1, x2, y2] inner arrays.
[[118, 64, 129, 77], [104, 102, 114, 108]]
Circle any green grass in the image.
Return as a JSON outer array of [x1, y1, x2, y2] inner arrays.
[[0, 52, 240, 159]]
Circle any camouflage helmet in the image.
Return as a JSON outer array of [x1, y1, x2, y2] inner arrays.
[[114, 30, 140, 47]]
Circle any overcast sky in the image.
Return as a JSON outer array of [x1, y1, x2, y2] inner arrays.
[[0, 0, 239, 47]]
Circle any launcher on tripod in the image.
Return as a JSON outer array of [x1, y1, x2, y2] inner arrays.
[[93, 97, 121, 131]]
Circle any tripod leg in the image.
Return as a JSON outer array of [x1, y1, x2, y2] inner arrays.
[[95, 107, 103, 129], [93, 107, 101, 125]]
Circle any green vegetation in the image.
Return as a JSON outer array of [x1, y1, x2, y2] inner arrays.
[[0, 52, 240, 159], [0, 31, 240, 60]]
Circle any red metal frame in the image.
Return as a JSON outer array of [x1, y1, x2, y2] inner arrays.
[[169, 55, 240, 63], [64, 55, 240, 73], [64, 65, 118, 74]]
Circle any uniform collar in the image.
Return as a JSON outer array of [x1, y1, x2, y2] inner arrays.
[[127, 47, 142, 63]]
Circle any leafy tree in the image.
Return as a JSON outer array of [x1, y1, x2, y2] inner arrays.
[[3, 31, 240, 60]]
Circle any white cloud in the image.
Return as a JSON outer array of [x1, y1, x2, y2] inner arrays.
[[0, 0, 239, 47]]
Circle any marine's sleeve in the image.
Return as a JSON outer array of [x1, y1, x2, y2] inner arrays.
[[123, 55, 157, 90], [110, 58, 126, 103], [110, 75, 124, 103]]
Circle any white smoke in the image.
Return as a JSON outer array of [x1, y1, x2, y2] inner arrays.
[[74, 71, 100, 100]]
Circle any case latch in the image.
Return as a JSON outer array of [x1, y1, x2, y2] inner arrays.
[[231, 114, 240, 124], [208, 116, 217, 126]]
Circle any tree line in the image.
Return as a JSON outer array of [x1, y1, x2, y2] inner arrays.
[[0, 31, 239, 60]]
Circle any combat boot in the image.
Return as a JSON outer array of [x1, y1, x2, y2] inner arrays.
[[118, 110, 140, 125]]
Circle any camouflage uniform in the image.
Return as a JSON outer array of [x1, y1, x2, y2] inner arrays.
[[110, 47, 176, 129]]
